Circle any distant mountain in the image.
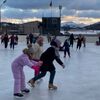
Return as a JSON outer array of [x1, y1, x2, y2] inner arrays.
[[61, 21, 86, 31], [61, 22, 86, 28], [84, 22, 100, 30]]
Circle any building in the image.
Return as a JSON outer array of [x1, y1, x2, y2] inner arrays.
[[42, 17, 60, 35], [22, 21, 40, 34], [0, 21, 41, 35]]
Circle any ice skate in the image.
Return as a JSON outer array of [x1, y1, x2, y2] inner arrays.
[[21, 88, 30, 93], [48, 84, 57, 90], [27, 79, 35, 87], [14, 93, 24, 98]]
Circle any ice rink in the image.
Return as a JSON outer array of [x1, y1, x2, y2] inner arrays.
[[0, 41, 100, 100]]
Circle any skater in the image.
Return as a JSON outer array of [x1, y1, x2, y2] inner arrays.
[[51, 36, 61, 57], [69, 33, 75, 47], [29, 33, 33, 44], [15, 35, 18, 45], [26, 34, 30, 44], [9, 34, 15, 49], [47, 33, 51, 43], [33, 36, 44, 60], [82, 35, 86, 47], [1, 34, 4, 44], [27, 36, 44, 60], [28, 41, 65, 90], [62, 39, 70, 58], [11, 48, 42, 97], [3, 33, 9, 48], [76, 34, 83, 50]]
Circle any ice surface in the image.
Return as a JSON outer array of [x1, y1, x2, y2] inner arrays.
[[0, 42, 100, 100]]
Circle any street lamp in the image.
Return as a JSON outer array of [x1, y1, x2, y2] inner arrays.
[[59, 5, 62, 33], [0, 0, 7, 34], [59, 5, 62, 18]]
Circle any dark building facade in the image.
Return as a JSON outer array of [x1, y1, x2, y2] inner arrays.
[[42, 17, 60, 35]]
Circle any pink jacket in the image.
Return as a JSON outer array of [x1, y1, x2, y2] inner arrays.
[[12, 54, 38, 69]]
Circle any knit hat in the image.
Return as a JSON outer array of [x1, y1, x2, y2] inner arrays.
[[50, 39, 61, 48], [54, 38, 61, 48], [50, 41, 58, 47]]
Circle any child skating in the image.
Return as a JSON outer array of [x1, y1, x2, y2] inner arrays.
[[62, 39, 70, 58], [11, 48, 42, 97]]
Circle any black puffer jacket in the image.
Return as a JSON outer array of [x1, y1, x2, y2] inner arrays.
[[40, 47, 63, 71]]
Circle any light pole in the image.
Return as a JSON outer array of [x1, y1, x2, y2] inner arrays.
[[59, 5, 62, 33], [59, 5, 62, 18], [0, 0, 7, 34]]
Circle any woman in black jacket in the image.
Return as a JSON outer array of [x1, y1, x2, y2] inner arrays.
[[28, 41, 65, 90]]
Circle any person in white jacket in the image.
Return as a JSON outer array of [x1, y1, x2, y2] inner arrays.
[[27, 36, 44, 60]]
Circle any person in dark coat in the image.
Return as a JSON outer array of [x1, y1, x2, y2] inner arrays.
[[28, 41, 65, 90], [76, 34, 83, 50], [9, 34, 15, 49], [69, 33, 75, 47], [3, 33, 9, 48], [29, 33, 33, 44], [15, 35, 18, 45], [62, 39, 70, 58]]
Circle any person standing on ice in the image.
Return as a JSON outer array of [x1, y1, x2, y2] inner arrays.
[[62, 39, 70, 58], [76, 34, 83, 50], [11, 48, 42, 97]]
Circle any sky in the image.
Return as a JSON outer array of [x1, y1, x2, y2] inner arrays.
[[0, 0, 100, 25]]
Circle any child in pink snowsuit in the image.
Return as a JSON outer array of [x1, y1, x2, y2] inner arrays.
[[11, 48, 42, 97]]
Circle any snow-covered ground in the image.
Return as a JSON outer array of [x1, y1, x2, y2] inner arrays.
[[0, 41, 100, 100]]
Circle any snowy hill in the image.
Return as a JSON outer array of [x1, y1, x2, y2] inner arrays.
[[61, 22, 86, 28]]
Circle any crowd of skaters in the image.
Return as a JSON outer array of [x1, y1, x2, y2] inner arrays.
[[47, 33, 86, 58], [26, 33, 39, 44], [11, 34, 66, 97], [65, 33, 86, 57], [0, 32, 87, 98], [0, 33, 18, 49]]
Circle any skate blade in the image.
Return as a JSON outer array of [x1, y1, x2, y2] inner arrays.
[[27, 82, 35, 87], [14, 95, 24, 98], [49, 87, 57, 90]]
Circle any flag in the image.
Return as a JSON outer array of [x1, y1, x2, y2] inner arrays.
[[50, 1, 52, 7], [3, 0, 7, 4]]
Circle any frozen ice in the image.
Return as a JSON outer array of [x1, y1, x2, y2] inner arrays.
[[0, 41, 100, 100]]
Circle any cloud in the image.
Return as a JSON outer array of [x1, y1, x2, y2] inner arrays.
[[78, 10, 100, 18], [1, 0, 100, 23], [5, 0, 100, 10]]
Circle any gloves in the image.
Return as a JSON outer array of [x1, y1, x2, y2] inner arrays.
[[31, 66, 39, 70]]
